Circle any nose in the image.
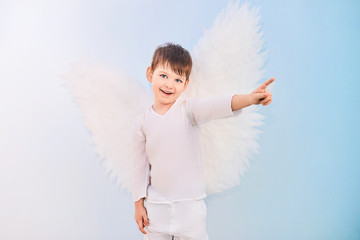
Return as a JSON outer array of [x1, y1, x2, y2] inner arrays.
[[164, 80, 174, 90]]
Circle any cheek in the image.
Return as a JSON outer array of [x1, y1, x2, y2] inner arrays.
[[152, 83, 159, 92], [152, 80, 160, 88], [176, 84, 185, 91]]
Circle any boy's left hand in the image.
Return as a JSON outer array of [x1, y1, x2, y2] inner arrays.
[[251, 78, 275, 106]]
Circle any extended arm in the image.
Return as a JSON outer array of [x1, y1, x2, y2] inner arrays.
[[187, 94, 242, 127]]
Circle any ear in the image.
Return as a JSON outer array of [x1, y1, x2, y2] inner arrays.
[[146, 66, 153, 83]]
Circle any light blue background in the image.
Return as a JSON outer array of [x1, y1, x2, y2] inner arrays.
[[0, 0, 359, 239]]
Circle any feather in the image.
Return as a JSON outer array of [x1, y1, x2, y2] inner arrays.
[[60, 56, 153, 194], [184, 1, 267, 194]]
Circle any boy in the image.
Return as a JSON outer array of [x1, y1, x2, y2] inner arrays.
[[132, 42, 274, 240]]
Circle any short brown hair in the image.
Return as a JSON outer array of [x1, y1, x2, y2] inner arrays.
[[150, 42, 192, 81]]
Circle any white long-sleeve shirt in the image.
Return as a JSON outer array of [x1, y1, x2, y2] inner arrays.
[[131, 94, 242, 203]]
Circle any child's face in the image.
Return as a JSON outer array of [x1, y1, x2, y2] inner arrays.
[[146, 63, 188, 106]]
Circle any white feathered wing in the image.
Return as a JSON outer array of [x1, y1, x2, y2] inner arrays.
[[60, 57, 153, 194], [183, 1, 268, 195]]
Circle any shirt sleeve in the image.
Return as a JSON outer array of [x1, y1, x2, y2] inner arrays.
[[186, 94, 242, 127], [131, 116, 151, 202]]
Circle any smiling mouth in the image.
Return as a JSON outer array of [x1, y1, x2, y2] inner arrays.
[[160, 89, 173, 95]]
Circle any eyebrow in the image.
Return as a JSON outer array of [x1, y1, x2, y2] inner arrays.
[[159, 71, 185, 80]]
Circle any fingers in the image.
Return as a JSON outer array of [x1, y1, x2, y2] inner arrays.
[[262, 99, 272, 106], [144, 215, 149, 227], [261, 92, 272, 105], [265, 78, 275, 87], [253, 89, 265, 96], [136, 219, 147, 234], [254, 88, 272, 106], [258, 77, 275, 89], [135, 214, 148, 234], [257, 92, 267, 101]]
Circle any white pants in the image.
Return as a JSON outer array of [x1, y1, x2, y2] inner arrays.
[[143, 198, 209, 240]]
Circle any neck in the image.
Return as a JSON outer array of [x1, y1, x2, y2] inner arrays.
[[152, 97, 180, 115]]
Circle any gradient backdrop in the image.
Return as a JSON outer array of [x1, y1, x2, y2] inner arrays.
[[0, 0, 359, 239]]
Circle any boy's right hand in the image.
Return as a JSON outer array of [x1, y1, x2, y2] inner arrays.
[[250, 78, 274, 106], [134, 198, 149, 234]]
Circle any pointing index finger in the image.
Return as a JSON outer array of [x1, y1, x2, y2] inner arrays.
[[259, 78, 275, 89]]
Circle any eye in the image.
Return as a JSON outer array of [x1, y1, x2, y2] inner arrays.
[[175, 79, 183, 83], [160, 74, 167, 78]]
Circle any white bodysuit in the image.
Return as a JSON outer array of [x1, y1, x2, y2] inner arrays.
[[132, 93, 242, 204]]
